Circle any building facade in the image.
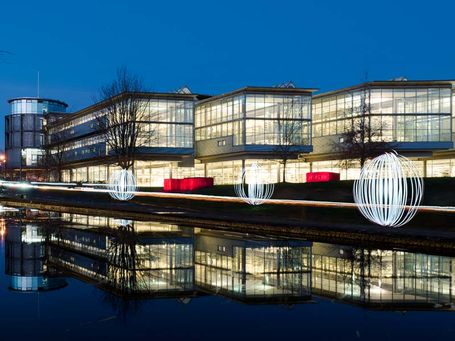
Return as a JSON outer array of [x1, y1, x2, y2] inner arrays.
[[195, 86, 314, 184], [5, 97, 68, 180], [309, 80, 455, 179], [46, 92, 205, 185], [6, 79, 455, 186], [45, 86, 315, 186]]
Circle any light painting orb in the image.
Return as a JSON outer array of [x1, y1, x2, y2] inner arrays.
[[353, 152, 423, 227], [234, 163, 274, 205], [109, 169, 137, 201]]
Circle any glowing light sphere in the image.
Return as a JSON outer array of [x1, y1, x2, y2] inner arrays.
[[109, 169, 137, 201], [353, 152, 423, 227], [234, 163, 274, 205]]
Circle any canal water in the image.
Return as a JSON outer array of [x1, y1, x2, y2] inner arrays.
[[1, 209, 454, 340]]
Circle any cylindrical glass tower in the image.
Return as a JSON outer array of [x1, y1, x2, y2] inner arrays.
[[5, 97, 67, 180]]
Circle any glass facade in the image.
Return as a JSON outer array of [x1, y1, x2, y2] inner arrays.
[[195, 235, 312, 299], [195, 92, 312, 146], [5, 98, 68, 179], [65, 161, 205, 187], [50, 98, 194, 160], [10, 98, 67, 115], [312, 243, 453, 304], [195, 94, 244, 145], [312, 86, 452, 142], [37, 82, 455, 186]]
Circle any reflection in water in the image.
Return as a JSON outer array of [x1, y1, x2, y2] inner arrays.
[[47, 217, 195, 297], [195, 230, 312, 303], [3, 212, 455, 310], [312, 243, 453, 308], [5, 222, 67, 291]]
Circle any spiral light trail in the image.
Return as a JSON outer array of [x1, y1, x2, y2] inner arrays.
[[234, 163, 275, 205], [108, 169, 137, 201], [353, 152, 424, 227]]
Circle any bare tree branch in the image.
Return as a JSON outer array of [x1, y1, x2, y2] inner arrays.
[[274, 98, 308, 182], [332, 87, 394, 169], [41, 116, 70, 182], [95, 66, 154, 170]]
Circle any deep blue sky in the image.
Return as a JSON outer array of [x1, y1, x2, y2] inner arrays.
[[1, 0, 454, 147]]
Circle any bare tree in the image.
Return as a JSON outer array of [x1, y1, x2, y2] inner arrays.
[[41, 124, 69, 182], [332, 88, 392, 169], [96, 67, 153, 171], [274, 99, 309, 182], [105, 222, 140, 294]]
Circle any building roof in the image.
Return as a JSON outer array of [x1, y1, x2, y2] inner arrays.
[[48, 91, 210, 127], [196, 86, 318, 105], [314, 80, 455, 99], [7, 97, 68, 107]]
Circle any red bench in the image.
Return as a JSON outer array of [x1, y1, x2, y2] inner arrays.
[[164, 177, 214, 192], [306, 172, 340, 183]]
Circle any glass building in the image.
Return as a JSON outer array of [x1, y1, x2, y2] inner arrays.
[[309, 80, 454, 179], [47, 92, 204, 186], [195, 86, 314, 184], [194, 229, 312, 303], [5, 97, 68, 180], [10, 79, 455, 186]]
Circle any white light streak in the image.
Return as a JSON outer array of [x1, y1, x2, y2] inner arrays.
[[353, 152, 424, 227], [108, 169, 137, 201], [234, 163, 274, 205]]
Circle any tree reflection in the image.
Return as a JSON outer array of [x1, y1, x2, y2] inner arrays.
[[105, 221, 140, 295]]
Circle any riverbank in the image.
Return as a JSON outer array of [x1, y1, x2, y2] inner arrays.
[[190, 177, 455, 206], [2, 181, 455, 254]]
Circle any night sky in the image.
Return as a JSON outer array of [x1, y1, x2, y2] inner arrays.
[[1, 0, 454, 147]]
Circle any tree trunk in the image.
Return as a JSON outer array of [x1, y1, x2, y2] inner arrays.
[[282, 160, 287, 183]]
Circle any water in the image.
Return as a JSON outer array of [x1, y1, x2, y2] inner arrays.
[[1, 209, 455, 340]]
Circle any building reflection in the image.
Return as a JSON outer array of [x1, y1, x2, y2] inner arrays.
[[47, 214, 313, 303], [47, 215, 195, 298], [195, 229, 312, 303], [5, 223, 67, 291], [312, 243, 454, 309], [4, 213, 455, 309]]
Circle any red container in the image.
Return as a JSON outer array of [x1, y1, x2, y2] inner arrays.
[[163, 178, 182, 192], [181, 177, 214, 191], [164, 177, 214, 192], [306, 172, 340, 183]]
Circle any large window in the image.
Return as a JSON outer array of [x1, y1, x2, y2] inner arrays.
[[312, 87, 452, 143], [49, 97, 195, 164], [196, 93, 312, 147], [195, 95, 244, 145]]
